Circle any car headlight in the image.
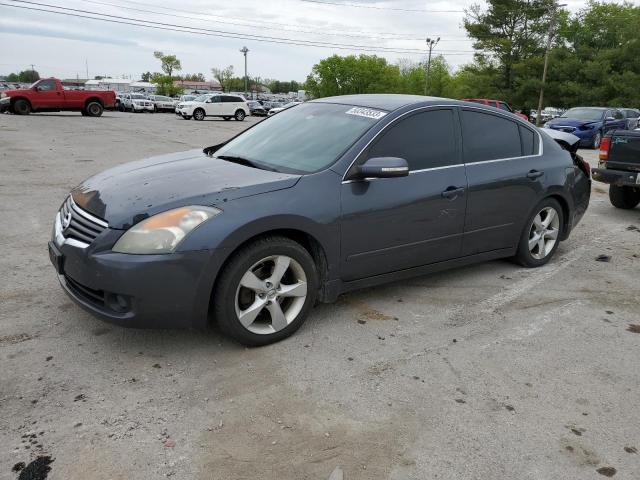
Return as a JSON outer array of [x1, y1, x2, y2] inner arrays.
[[112, 206, 222, 254]]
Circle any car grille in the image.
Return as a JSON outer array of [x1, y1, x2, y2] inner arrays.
[[59, 196, 108, 245], [64, 274, 105, 307], [552, 125, 576, 133]]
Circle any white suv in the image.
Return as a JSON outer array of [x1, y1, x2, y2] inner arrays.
[[176, 94, 249, 121], [122, 93, 155, 113]]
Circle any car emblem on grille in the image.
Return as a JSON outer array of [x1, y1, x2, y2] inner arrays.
[[62, 211, 72, 230]]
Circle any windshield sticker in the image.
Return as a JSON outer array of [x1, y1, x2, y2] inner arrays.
[[346, 107, 387, 120]]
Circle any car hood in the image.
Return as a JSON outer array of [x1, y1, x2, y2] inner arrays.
[[2, 88, 29, 96], [546, 117, 600, 127], [70, 149, 301, 229]]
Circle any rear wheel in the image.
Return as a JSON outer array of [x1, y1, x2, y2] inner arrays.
[[592, 130, 602, 149], [234, 109, 246, 121], [193, 108, 205, 121], [85, 101, 103, 117], [213, 236, 318, 346], [609, 185, 640, 209], [13, 99, 31, 115], [514, 198, 563, 268]]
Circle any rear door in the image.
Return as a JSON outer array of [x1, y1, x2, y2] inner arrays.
[[340, 107, 467, 280], [460, 108, 544, 255]]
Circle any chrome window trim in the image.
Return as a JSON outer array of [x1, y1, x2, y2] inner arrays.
[[69, 195, 108, 228], [341, 104, 543, 184]]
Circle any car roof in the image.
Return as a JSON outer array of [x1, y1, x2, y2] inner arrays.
[[310, 94, 460, 112], [566, 106, 608, 110]]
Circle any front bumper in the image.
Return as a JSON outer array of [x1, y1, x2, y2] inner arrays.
[[592, 168, 640, 187], [546, 126, 596, 145], [49, 213, 229, 329], [131, 103, 154, 112]]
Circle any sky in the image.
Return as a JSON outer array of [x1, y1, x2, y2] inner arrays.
[[0, 0, 607, 82]]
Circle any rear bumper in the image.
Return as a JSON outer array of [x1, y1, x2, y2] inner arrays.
[[592, 168, 640, 187]]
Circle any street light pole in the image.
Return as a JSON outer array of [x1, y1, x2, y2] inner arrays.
[[425, 37, 440, 96], [240, 46, 249, 96], [536, 3, 566, 126]]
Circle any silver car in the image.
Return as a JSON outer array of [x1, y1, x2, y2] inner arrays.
[[149, 95, 178, 113]]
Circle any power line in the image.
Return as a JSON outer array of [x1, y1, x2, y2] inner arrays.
[[1, 1, 476, 55], [299, 0, 463, 13]]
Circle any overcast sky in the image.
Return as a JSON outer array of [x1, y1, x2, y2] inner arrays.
[[0, 0, 609, 82]]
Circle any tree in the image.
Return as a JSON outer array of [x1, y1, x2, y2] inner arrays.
[[179, 73, 206, 82], [141, 71, 153, 82], [211, 66, 234, 92], [4, 69, 40, 83], [151, 73, 183, 97], [464, 0, 554, 97], [153, 51, 182, 78], [305, 55, 401, 98]]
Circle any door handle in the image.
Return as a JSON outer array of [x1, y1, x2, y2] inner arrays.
[[441, 186, 465, 199], [527, 170, 544, 179]]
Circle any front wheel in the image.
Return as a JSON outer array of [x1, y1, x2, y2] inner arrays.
[[609, 185, 640, 209], [213, 236, 318, 346], [193, 108, 205, 121], [514, 198, 563, 268], [592, 130, 602, 149], [13, 99, 31, 115], [234, 110, 246, 121]]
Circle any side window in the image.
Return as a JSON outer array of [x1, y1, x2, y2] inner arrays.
[[614, 110, 624, 120], [461, 110, 522, 162], [210, 96, 221, 103], [37, 80, 56, 91], [519, 125, 536, 156], [498, 102, 512, 112], [367, 109, 458, 171]]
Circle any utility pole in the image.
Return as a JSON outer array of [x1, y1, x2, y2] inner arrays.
[[536, 3, 566, 126], [424, 37, 440, 96], [240, 46, 249, 96], [85, 59, 89, 80]]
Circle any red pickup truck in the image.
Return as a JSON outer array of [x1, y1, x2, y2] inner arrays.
[[0, 78, 116, 117]]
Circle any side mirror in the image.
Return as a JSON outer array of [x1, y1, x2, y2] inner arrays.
[[357, 157, 409, 179]]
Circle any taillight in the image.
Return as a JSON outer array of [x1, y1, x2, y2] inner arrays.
[[599, 137, 611, 160]]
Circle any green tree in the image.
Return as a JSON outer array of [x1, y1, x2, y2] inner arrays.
[[141, 71, 153, 82], [4, 69, 40, 83], [151, 73, 183, 97], [179, 73, 206, 82], [153, 51, 182, 78], [211, 66, 234, 92]]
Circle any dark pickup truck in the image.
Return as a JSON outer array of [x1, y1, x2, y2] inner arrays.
[[592, 130, 640, 209]]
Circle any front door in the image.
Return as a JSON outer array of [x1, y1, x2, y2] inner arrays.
[[340, 108, 467, 281], [460, 108, 546, 255], [205, 95, 222, 116], [31, 79, 62, 109]]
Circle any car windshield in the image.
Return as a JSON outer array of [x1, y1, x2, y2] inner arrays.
[[131, 94, 146, 99], [282, 102, 300, 109], [194, 94, 212, 102], [560, 108, 604, 121], [214, 102, 381, 174]]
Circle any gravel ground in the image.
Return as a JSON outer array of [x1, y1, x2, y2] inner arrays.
[[1, 111, 639, 480]]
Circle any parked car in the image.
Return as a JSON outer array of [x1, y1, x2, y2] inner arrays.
[[121, 93, 155, 113], [175, 94, 249, 121], [544, 107, 627, 148], [48, 95, 591, 346], [619, 108, 640, 130], [267, 101, 302, 116], [592, 130, 640, 209], [178, 94, 198, 103], [0, 77, 115, 116], [247, 100, 267, 116], [462, 98, 529, 121], [149, 95, 178, 112]]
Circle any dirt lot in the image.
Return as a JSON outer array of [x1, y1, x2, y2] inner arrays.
[[1, 111, 639, 480]]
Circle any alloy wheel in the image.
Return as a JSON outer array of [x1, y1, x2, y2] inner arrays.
[[234, 255, 307, 335], [528, 206, 560, 260]]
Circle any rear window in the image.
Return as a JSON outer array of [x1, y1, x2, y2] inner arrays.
[[461, 110, 522, 162]]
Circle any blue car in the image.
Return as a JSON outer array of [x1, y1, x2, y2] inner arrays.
[[544, 107, 627, 149]]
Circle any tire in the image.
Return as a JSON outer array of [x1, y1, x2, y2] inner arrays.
[[223, 116, 231, 121], [153, 105, 158, 113], [514, 198, 564, 268], [85, 101, 103, 117], [234, 109, 246, 121], [193, 108, 205, 121], [592, 130, 602, 149], [13, 99, 31, 115], [609, 185, 640, 209], [213, 236, 319, 346]]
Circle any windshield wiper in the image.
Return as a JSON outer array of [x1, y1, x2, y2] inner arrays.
[[216, 155, 277, 172]]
